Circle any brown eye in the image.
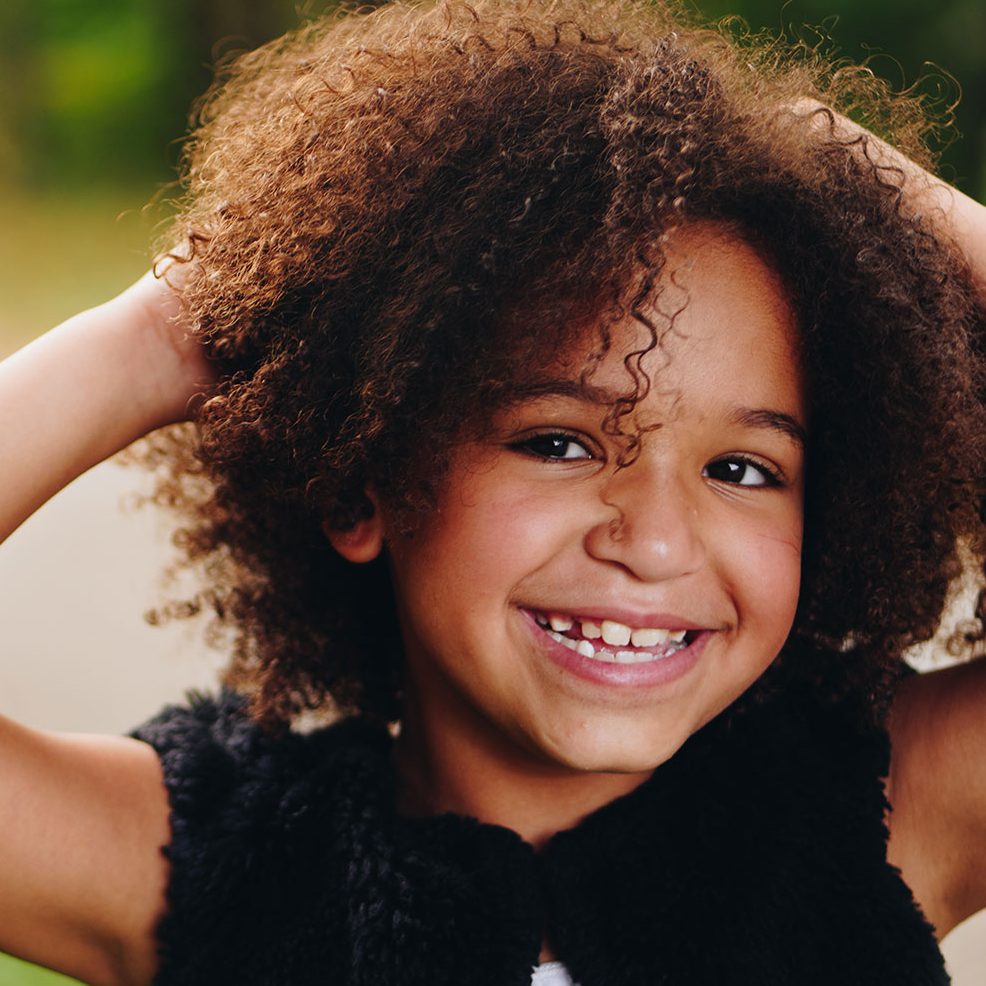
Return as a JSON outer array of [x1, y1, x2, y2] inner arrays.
[[516, 433, 593, 461], [703, 457, 780, 487]]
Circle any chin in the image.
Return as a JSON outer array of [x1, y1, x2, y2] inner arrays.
[[533, 722, 689, 775]]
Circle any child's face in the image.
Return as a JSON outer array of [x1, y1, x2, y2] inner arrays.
[[381, 226, 806, 774]]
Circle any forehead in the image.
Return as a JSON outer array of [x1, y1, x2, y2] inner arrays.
[[520, 225, 804, 427]]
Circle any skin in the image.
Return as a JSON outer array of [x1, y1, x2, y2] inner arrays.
[[0, 131, 984, 983], [333, 226, 808, 845], [0, 269, 199, 986]]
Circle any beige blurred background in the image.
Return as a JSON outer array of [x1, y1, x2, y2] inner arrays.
[[1, 1, 985, 983]]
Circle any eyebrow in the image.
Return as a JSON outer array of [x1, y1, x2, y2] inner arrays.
[[727, 407, 807, 450], [505, 379, 807, 449], [507, 378, 629, 405]]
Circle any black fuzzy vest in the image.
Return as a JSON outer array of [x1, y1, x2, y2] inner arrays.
[[133, 681, 949, 985]]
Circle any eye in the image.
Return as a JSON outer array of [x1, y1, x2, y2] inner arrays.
[[512, 432, 594, 461], [703, 456, 781, 488]]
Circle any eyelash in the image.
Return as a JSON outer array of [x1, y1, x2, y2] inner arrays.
[[512, 432, 784, 487], [702, 455, 783, 488], [511, 431, 594, 462]]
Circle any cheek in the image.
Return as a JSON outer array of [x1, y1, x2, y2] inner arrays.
[[397, 486, 576, 617], [729, 511, 803, 638], [450, 485, 578, 569]]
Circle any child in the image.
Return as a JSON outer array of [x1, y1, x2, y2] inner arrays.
[[1, 1, 985, 984]]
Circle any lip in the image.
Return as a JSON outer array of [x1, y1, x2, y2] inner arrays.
[[520, 608, 710, 688]]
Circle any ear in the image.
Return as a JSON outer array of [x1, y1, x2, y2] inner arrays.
[[321, 494, 385, 564]]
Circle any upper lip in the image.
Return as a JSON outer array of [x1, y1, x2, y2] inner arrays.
[[523, 605, 713, 632]]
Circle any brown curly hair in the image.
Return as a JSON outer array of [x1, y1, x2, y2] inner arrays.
[[133, 0, 986, 728]]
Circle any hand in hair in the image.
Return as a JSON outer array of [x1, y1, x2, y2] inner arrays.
[[792, 98, 986, 286]]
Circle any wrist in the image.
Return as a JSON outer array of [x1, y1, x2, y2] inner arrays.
[[108, 269, 211, 431]]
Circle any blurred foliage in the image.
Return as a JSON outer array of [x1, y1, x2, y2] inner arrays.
[[0, 0, 981, 196], [0, 0, 301, 189], [0, 1, 981, 340], [694, 0, 986, 197]]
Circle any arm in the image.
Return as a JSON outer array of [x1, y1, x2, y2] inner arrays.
[[0, 719, 172, 986], [798, 104, 986, 933], [841, 109, 986, 934], [0, 268, 212, 985], [793, 100, 986, 289], [887, 657, 986, 937], [0, 267, 209, 543]]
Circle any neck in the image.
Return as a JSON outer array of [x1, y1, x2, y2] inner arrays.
[[393, 668, 651, 848]]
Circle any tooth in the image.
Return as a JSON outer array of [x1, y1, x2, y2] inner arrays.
[[576, 639, 595, 658], [549, 614, 574, 632], [581, 621, 602, 639], [593, 648, 616, 662], [630, 627, 669, 647], [548, 629, 578, 651], [615, 649, 639, 663], [535, 613, 550, 627], [669, 629, 687, 643], [601, 620, 632, 646]]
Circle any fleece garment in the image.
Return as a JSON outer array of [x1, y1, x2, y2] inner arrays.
[[133, 673, 949, 986]]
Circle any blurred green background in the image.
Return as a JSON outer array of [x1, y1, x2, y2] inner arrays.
[[0, 0, 983, 983], [0, 0, 983, 362]]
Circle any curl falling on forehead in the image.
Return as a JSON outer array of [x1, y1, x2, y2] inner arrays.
[[487, 222, 805, 464]]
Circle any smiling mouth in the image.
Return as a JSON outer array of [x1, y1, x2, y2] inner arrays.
[[529, 610, 700, 664]]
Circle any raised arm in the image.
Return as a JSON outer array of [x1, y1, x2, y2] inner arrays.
[[880, 176, 986, 936], [0, 266, 210, 543], [0, 267, 212, 986], [792, 100, 986, 287], [819, 106, 986, 935]]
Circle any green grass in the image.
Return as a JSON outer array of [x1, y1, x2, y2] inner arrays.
[[0, 954, 81, 986]]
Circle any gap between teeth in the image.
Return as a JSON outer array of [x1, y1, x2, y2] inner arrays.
[[542, 614, 687, 648], [544, 628, 685, 663]]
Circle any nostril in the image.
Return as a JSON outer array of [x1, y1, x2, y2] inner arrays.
[[607, 514, 625, 543]]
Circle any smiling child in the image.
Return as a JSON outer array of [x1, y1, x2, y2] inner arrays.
[[1, 1, 985, 984]]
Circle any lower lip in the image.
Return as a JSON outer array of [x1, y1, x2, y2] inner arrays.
[[521, 609, 708, 689]]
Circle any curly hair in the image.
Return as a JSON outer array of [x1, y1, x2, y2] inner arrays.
[[132, 0, 986, 728]]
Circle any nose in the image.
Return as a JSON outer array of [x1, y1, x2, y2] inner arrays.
[[584, 461, 706, 583]]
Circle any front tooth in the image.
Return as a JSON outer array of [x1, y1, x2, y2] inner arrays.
[[669, 629, 687, 643], [630, 627, 669, 647], [581, 621, 602, 639], [549, 614, 574, 632], [576, 639, 595, 658], [600, 620, 632, 646]]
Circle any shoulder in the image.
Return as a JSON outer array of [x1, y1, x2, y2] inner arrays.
[[132, 690, 392, 821], [130, 692, 395, 985], [886, 657, 986, 937]]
